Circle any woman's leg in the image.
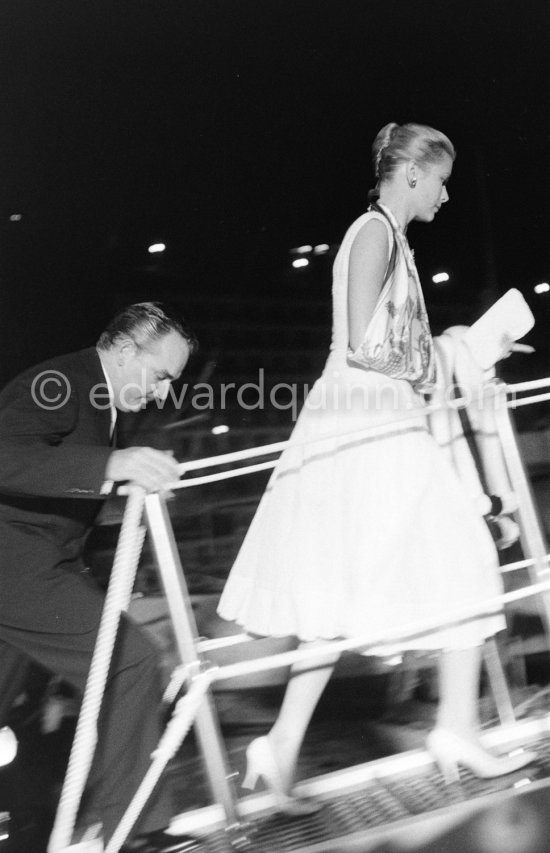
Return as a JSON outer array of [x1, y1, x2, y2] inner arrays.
[[430, 644, 536, 780], [436, 645, 482, 737], [266, 644, 339, 792]]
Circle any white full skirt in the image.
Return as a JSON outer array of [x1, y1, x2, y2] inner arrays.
[[218, 367, 505, 652]]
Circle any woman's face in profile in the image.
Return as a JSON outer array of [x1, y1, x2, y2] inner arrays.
[[413, 154, 453, 223]]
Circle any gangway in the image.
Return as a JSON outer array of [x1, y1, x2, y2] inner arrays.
[[50, 375, 550, 853]]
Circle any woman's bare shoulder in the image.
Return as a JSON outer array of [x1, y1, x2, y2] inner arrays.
[[351, 216, 390, 257]]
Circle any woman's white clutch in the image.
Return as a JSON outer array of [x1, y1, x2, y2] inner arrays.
[[462, 288, 535, 369]]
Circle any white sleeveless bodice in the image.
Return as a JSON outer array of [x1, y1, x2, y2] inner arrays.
[[326, 206, 436, 393]]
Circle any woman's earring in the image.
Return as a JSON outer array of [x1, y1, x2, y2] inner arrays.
[[410, 178, 417, 188]]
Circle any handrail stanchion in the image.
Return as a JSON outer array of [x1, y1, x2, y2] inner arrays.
[[482, 638, 516, 725], [144, 492, 242, 833], [492, 381, 550, 636]]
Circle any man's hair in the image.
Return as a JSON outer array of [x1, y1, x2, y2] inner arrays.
[[96, 301, 198, 355]]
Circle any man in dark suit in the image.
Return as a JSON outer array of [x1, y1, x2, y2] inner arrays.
[[0, 302, 200, 852]]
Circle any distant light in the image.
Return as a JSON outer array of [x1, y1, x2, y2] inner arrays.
[[313, 243, 330, 254], [292, 258, 309, 269], [148, 243, 166, 254], [432, 272, 450, 284], [212, 424, 229, 435], [9, 214, 22, 222], [534, 282, 550, 294], [0, 727, 17, 767], [290, 245, 313, 255]]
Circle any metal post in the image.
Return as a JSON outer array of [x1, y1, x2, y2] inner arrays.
[[144, 492, 241, 829], [482, 638, 516, 726], [492, 382, 550, 635]]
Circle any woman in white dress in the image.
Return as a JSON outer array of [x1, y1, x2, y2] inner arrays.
[[218, 122, 535, 812]]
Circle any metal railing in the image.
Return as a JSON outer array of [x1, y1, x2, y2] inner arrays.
[[50, 374, 550, 853]]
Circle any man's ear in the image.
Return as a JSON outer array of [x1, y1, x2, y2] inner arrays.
[[115, 338, 137, 367]]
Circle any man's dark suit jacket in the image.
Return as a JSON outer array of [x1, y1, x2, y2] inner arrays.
[[0, 347, 114, 633]]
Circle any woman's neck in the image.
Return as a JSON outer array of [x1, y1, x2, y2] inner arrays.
[[376, 190, 411, 233]]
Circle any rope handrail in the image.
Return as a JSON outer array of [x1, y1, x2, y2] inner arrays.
[[110, 572, 550, 853], [61, 371, 549, 851], [508, 391, 550, 409], [144, 571, 550, 779], [174, 459, 277, 489], [186, 553, 550, 659], [165, 379, 550, 484], [104, 674, 212, 853], [507, 377, 550, 393], [499, 554, 550, 574], [154, 383, 550, 493], [207, 576, 550, 685], [158, 549, 550, 706], [195, 556, 550, 654], [49, 372, 550, 851], [48, 489, 147, 853], [172, 392, 483, 477]]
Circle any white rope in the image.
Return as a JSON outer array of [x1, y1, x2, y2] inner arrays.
[[161, 632, 257, 705], [509, 391, 550, 408], [208, 577, 550, 685], [42, 370, 549, 851], [162, 574, 550, 703], [198, 633, 253, 652], [500, 555, 550, 574], [105, 674, 211, 853], [174, 459, 277, 489], [160, 554, 550, 701], [75, 550, 550, 849], [159, 378, 550, 492], [81, 372, 548, 847], [48, 489, 147, 853], [507, 377, 550, 393], [161, 665, 190, 706], [99, 572, 550, 850], [173, 397, 468, 478], [170, 413, 448, 489], [189, 556, 550, 662], [160, 548, 548, 700]]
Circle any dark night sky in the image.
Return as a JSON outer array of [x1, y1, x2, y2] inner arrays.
[[0, 0, 548, 380]]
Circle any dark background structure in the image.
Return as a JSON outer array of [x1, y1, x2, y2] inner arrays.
[[0, 0, 548, 385]]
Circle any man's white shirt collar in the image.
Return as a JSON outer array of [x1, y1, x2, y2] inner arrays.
[[97, 352, 117, 439]]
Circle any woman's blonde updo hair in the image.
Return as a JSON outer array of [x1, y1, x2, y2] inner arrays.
[[372, 122, 456, 184]]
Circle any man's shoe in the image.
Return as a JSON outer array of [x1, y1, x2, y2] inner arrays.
[[121, 829, 202, 853]]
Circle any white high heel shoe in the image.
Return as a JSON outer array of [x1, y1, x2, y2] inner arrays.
[[427, 728, 537, 784], [242, 736, 321, 816]]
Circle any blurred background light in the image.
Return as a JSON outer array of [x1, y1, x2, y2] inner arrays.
[[534, 282, 549, 294], [148, 242, 166, 254], [9, 214, 22, 222], [211, 424, 230, 435], [292, 258, 309, 269], [432, 272, 450, 284], [290, 245, 313, 254], [313, 243, 330, 254]]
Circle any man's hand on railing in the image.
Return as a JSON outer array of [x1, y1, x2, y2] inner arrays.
[[106, 447, 180, 492]]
